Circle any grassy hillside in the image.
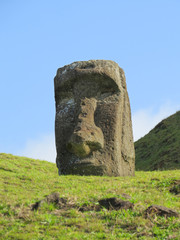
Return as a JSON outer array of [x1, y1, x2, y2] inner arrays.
[[0, 153, 180, 239], [135, 111, 180, 171]]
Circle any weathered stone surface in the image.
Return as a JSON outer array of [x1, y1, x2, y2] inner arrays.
[[54, 60, 135, 176]]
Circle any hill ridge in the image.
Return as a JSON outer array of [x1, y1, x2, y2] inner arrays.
[[135, 111, 180, 170]]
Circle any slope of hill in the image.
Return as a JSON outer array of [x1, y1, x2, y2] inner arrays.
[[135, 111, 180, 171], [0, 153, 180, 239]]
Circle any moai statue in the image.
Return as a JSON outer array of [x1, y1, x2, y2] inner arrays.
[[54, 60, 135, 176]]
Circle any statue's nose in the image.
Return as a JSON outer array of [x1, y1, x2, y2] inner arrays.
[[67, 98, 104, 158]]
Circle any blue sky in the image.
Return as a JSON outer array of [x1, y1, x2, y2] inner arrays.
[[0, 0, 179, 162]]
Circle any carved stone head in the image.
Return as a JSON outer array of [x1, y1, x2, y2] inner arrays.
[[54, 60, 135, 176]]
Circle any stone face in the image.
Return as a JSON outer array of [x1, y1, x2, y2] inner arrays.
[[54, 60, 135, 176]]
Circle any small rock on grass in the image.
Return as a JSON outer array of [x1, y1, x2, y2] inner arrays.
[[98, 197, 134, 210], [145, 205, 179, 218], [31, 193, 67, 211]]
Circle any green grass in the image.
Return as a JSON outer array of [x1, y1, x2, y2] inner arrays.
[[0, 153, 180, 239], [135, 111, 180, 171]]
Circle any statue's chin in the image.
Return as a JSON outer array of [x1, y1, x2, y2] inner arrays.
[[59, 160, 106, 176]]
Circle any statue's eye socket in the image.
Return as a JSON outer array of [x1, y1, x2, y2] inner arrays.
[[60, 92, 73, 99], [56, 86, 74, 103], [56, 88, 75, 108], [96, 84, 120, 101], [101, 87, 117, 94]]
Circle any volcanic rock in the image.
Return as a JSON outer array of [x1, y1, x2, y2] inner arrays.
[[98, 197, 134, 210], [145, 205, 179, 218]]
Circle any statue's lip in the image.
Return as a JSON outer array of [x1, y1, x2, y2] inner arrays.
[[67, 160, 106, 176]]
